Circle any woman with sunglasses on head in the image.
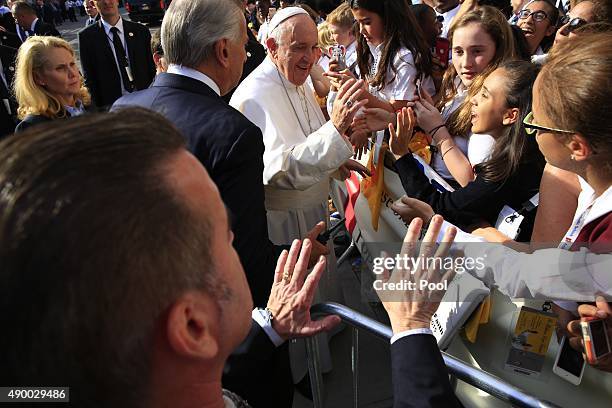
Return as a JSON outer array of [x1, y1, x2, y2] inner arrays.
[[529, 0, 612, 245], [554, 0, 612, 46], [389, 60, 544, 241], [516, 0, 558, 56]]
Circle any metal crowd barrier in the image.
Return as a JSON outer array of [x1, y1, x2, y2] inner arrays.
[[306, 302, 561, 408]]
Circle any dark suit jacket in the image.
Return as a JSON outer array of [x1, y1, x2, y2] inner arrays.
[[36, 4, 56, 25], [394, 143, 544, 241], [112, 73, 291, 407], [14, 114, 54, 133], [33, 19, 61, 36], [0, 44, 17, 138], [78, 18, 155, 108], [0, 12, 16, 34], [391, 334, 462, 408], [0, 31, 21, 49]]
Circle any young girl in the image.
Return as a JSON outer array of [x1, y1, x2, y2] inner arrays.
[[354, 7, 516, 187], [337, 0, 434, 111], [390, 60, 544, 241], [416, 6, 516, 187], [516, 0, 558, 56]]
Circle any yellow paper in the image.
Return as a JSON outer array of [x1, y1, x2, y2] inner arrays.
[[512, 307, 557, 356], [360, 147, 386, 231]]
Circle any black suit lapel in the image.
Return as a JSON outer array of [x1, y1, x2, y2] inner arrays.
[[96, 21, 117, 71], [122, 21, 137, 70]]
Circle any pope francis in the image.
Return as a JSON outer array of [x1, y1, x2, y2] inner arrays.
[[230, 6, 368, 383]]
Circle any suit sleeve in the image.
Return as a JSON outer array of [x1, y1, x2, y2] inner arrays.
[[78, 31, 100, 107], [391, 334, 462, 408], [393, 153, 501, 228], [210, 123, 278, 307]]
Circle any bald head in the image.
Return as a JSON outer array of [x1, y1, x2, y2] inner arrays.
[[266, 14, 318, 85]]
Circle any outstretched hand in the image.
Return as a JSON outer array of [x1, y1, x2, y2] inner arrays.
[[267, 239, 341, 340], [391, 196, 435, 226], [388, 107, 416, 158], [376, 215, 457, 333]]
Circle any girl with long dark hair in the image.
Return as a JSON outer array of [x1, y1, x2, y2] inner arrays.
[[390, 60, 544, 241]]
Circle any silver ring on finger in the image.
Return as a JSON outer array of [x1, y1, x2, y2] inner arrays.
[[345, 99, 353, 108]]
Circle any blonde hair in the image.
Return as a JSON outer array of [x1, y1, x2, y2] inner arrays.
[[14, 36, 91, 120], [438, 6, 516, 137], [317, 21, 335, 50], [327, 2, 355, 30]]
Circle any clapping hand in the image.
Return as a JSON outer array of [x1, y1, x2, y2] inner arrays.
[[267, 239, 341, 340]]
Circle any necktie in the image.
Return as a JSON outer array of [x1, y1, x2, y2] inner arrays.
[[110, 26, 134, 92], [18, 26, 27, 42]]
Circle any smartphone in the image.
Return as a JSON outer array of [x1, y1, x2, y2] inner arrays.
[[316, 218, 346, 244], [581, 318, 611, 364], [553, 336, 586, 385], [329, 45, 346, 71], [434, 38, 450, 68]]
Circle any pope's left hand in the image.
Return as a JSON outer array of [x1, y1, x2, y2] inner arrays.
[[338, 159, 371, 180]]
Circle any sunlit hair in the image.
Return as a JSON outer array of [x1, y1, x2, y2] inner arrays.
[[576, 0, 612, 23], [348, 0, 432, 92], [438, 6, 516, 138], [317, 21, 334, 50], [327, 2, 356, 31], [14, 36, 90, 120], [538, 31, 612, 161]]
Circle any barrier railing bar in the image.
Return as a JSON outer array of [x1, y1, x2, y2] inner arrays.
[[310, 302, 561, 408], [305, 336, 324, 407], [351, 327, 359, 408]]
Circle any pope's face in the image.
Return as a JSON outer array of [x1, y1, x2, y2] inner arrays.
[[271, 15, 319, 86]]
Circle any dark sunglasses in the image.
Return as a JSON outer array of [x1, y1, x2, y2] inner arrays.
[[558, 15, 588, 32], [518, 9, 548, 22]]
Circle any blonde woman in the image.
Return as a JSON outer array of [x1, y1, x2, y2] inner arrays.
[[14, 36, 90, 133]]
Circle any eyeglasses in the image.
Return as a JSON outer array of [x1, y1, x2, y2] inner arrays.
[[558, 15, 588, 33], [518, 9, 549, 22], [523, 112, 575, 135]]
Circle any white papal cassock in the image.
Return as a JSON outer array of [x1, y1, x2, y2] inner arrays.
[[230, 56, 353, 381]]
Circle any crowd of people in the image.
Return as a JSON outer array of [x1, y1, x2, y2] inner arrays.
[[0, 0, 611, 407]]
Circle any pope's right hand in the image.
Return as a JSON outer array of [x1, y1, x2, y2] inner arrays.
[[331, 79, 368, 135]]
